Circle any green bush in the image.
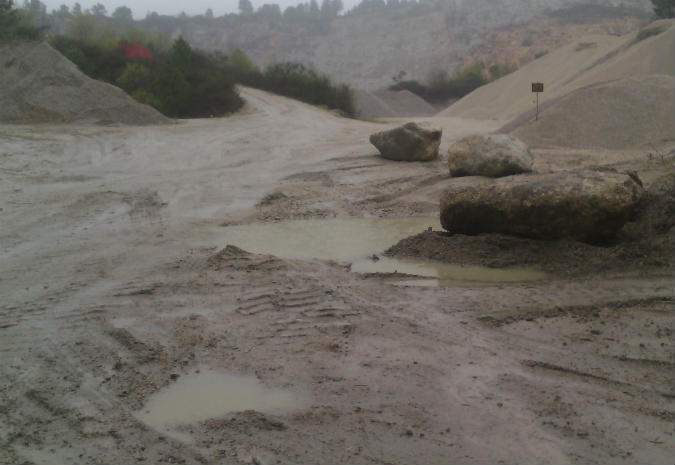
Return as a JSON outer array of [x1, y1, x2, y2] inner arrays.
[[116, 63, 154, 93], [0, 0, 41, 43], [452, 62, 487, 96], [130, 89, 162, 109], [50, 35, 244, 118], [50, 35, 126, 82], [230, 60, 355, 117], [391, 63, 489, 103], [651, 0, 674, 18]]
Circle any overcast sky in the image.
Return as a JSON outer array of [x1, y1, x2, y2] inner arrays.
[[40, 0, 362, 19]]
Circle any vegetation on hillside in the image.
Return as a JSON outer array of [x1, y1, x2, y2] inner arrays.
[[50, 34, 243, 117], [48, 24, 355, 118], [2, 0, 355, 119], [650, 0, 674, 18], [0, 0, 41, 43], [389, 61, 512, 104]]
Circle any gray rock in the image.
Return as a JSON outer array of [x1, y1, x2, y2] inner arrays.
[[369, 122, 441, 162], [447, 134, 533, 177], [440, 170, 644, 242]]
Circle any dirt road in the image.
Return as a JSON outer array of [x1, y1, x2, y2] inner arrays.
[[1, 88, 672, 465]]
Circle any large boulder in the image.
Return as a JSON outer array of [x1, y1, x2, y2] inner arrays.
[[440, 170, 644, 242], [447, 134, 533, 177], [369, 122, 441, 162]]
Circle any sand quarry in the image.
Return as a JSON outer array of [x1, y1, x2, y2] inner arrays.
[[1, 21, 674, 465]]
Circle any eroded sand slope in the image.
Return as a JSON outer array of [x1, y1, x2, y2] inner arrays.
[[439, 21, 675, 125]]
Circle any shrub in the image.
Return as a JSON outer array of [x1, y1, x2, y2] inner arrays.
[[233, 61, 355, 117], [389, 63, 489, 103], [651, 0, 674, 18], [389, 79, 428, 97], [0, 0, 41, 43]]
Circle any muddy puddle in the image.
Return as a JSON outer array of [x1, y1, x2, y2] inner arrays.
[[136, 369, 299, 439], [352, 256, 547, 287], [218, 217, 441, 261], [218, 218, 546, 287]]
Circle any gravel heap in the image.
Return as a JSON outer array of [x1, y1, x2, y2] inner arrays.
[[0, 41, 169, 125]]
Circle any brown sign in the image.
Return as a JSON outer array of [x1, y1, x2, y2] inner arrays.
[[532, 82, 544, 92]]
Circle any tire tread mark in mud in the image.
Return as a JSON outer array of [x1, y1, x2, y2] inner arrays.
[[272, 287, 355, 341]]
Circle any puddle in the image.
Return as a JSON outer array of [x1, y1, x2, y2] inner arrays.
[[218, 217, 546, 287], [217, 217, 441, 261], [136, 370, 299, 437], [352, 257, 548, 287]]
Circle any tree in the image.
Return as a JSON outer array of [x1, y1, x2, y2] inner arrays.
[[320, 0, 342, 19], [72, 2, 81, 15], [230, 48, 258, 73], [54, 4, 70, 18], [90, 2, 106, 17], [66, 12, 95, 41], [156, 38, 192, 115], [309, 0, 320, 19], [112, 6, 133, 23], [205, 8, 213, 18], [24, 0, 45, 15], [651, 0, 674, 18], [0, 0, 41, 42], [256, 3, 281, 22], [238, 0, 253, 15], [166, 37, 192, 73]]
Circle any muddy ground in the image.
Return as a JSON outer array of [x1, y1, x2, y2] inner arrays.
[[0, 88, 673, 465]]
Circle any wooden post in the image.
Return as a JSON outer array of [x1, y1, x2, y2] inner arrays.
[[531, 82, 544, 121]]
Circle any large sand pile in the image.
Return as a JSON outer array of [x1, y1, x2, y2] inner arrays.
[[355, 89, 435, 120], [438, 21, 674, 126], [0, 41, 169, 125], [507, 75, 674, 149]]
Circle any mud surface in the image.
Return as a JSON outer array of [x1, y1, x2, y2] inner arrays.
[[0, 88, 673, 465]]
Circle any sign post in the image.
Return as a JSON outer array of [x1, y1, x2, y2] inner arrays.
[[531, 82, 544, 121]]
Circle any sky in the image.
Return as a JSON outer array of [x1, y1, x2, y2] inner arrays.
[[40, 0, 362, 19]]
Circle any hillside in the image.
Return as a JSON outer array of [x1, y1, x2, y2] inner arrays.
[[510, 75, 675, 149], [439, 20, 674, 125], [142, 0, 651, 90]]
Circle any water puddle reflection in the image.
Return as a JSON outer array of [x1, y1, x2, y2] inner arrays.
[[352, 256, 547, 287], [136, 370, 299, 437], [218, 218, 546, 287], [218, 217, 440, 261]]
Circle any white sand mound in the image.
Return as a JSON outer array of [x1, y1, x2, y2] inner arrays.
[[355, 89, 435, 120], [507, 75, 674, 150], [438, 21, 674, 126], [0, 41, 169, 125]]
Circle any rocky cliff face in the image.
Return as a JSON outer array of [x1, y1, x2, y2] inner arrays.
[[163, 0, 651, 89]]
